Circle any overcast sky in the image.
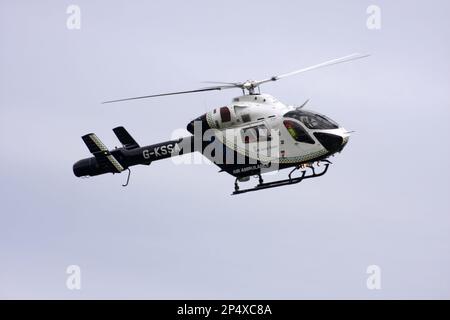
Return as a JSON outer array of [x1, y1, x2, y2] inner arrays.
[[1, 0, 449, 299]]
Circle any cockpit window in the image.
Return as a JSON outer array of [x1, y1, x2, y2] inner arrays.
[[284, 110, 339, 130], [283, 120, 315, 144]]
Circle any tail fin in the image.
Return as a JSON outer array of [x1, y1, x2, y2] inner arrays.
[[112, 126, 140, 149], [81, 133, 124, 173]]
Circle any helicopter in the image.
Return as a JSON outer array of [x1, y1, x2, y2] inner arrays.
[[73, 53, 369, 195]]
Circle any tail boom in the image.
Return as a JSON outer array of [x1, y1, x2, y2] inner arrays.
[[73, 133, 194, 178]]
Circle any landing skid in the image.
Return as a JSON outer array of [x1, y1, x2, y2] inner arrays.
[[232, 161, 331, 195]]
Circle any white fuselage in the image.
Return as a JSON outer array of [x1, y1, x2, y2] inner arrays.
[[202, 94, 350, 172]]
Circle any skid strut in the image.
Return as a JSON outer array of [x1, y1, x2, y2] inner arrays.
[[232, 161, 331, 195]]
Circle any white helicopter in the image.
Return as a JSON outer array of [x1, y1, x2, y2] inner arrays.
[[73, 53, 369, 194]]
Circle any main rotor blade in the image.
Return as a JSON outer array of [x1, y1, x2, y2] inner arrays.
[[102, 85, 237, 104], [255, 53, 370, 86], [202, 81, 243, 86]]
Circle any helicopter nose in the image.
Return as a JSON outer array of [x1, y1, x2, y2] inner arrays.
[[313, 132, 348, 153]]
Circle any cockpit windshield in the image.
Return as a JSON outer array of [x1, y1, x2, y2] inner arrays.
[[284, 110, 339, 130]]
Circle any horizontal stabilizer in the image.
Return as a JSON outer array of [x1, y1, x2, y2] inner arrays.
[[82, 133, 108, 154], [81, 133, 124, 173], [112, 126, 140, 149]]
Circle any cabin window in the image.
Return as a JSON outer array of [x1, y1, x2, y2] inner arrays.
[[220, 106, 231, 122], [283, 120, 315, 144], [241, 124, 271, 144]]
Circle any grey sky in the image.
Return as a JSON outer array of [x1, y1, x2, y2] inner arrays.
[[1, 0, 449, 299]]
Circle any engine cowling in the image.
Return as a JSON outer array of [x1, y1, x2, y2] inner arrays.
[[187, 106, 237, 134]]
